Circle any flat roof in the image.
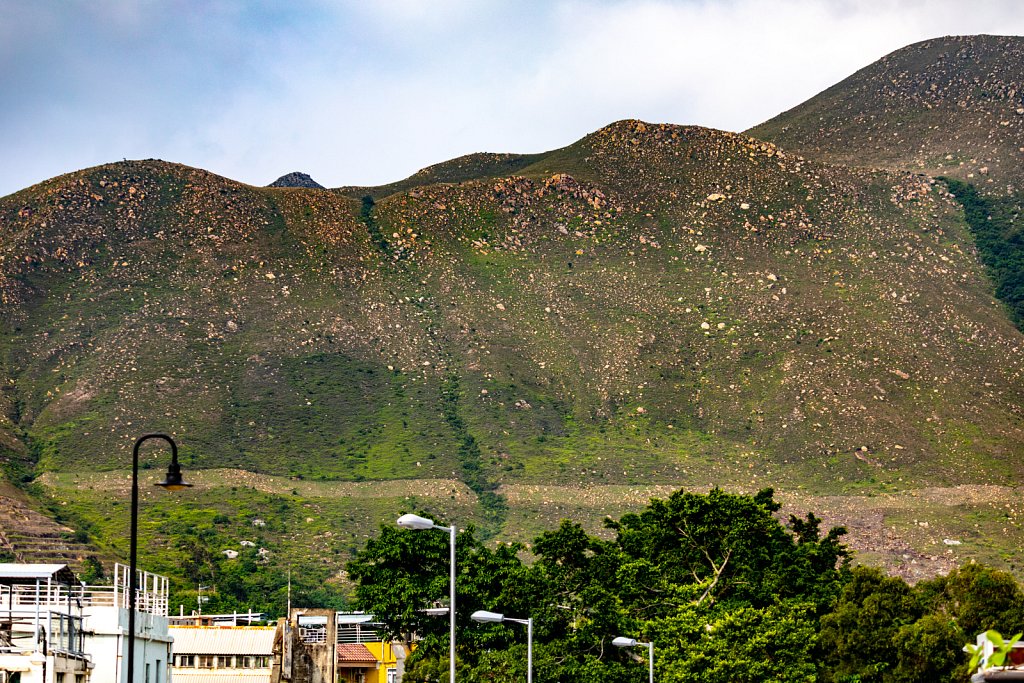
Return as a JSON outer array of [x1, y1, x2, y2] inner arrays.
[[0, 564, 78, 585]]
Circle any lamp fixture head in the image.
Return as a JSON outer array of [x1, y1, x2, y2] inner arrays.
[[471, 610, 504, 623], [156, 460, 192, 491], [397, 513, 437, 530]]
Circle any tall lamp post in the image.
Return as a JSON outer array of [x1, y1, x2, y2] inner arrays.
[[128, 433, 191, 683], [397, 513, 456, 683], [613, 636, 654, 683], [471, 610, 533, 683]]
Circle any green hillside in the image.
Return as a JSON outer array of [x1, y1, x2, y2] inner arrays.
[[3, 116, 1024, 607]]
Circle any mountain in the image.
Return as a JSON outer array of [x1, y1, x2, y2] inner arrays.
[[749, 34, 1024, 331], [3, 62, 1024, 599], [748, 35, 1024, 192], [337, 152, 544, 201], [268, 172, 325, 189]]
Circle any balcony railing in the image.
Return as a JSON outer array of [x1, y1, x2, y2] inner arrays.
[[337, 624, 383, 644], [0, 564, 169, 616], [0, 611, 87, 656]]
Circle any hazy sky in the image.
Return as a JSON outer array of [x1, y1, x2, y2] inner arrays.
[[3, 0, 1024, 197]]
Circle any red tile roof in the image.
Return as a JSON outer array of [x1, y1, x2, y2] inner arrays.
[[337, 643, 378, 666]]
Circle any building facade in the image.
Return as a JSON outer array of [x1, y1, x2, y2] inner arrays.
[[169, 625, 275, 683], [0, 563, 171, 683], [271, 611, 399, 683]]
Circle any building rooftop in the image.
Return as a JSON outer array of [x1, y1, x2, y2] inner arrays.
[[169, 626, 276, 655], [336, 643, 378, 666], [0, 563, 78, 584]]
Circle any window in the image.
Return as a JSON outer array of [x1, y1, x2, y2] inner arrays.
[[387, 668, 398, 683], [254, 655, 271, 667], [145, 663, 150, 683], [176, 655, 195, 667], [216, 655, 233, 668], [198, 655, 215, 668], [155, 659, 161, 683]]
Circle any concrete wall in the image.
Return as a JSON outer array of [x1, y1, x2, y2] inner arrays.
[[83, 606, 172, 683], [272, 609, 336, 683]]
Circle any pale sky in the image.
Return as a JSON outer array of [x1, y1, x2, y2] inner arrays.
[[3, 0, 1024, 197]]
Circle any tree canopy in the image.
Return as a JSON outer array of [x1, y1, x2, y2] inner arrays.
[[347, 487, 1022, 681], [350, 488, 854, 680]]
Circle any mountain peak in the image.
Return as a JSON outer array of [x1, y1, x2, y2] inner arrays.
[[268, 172, 324, 189], [747, 34, 1024, 190]]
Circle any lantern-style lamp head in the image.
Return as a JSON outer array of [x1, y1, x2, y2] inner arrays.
[[156, 458, 192, 491]]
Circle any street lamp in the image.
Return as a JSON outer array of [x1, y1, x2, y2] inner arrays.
[[613, 636, 654, 683], [471, 610, 533, 683], [128, 434, 192, 683], [397, 513, 456, 683]]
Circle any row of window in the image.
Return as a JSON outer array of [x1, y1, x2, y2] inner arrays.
[[174, 654, 271, 668], [52, 675, 87, 683]]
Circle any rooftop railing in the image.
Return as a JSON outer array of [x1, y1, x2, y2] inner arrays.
[[0, 564, 169, 616]]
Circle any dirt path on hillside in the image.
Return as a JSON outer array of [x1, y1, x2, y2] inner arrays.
[[37, 472, 1021, 581], [39, 469, 475, 501]]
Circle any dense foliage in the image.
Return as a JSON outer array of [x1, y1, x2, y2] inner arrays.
[[349, 488, 1024, 682], [819, 563, 1024, 682], [943, 179, 1024, 329]]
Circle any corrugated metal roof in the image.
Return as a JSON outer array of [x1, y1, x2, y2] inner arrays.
[[0, 564, 78, 584], [336, 643, 378, 665], [337, 612, 375, 624], [171, 674, 271, 683], [170, 626, 276, 655]]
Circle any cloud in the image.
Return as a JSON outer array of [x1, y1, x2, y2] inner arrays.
[[2, 0, 1024, 196]]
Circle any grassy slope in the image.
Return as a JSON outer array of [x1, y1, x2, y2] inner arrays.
[[1, 120, 1024, 604]]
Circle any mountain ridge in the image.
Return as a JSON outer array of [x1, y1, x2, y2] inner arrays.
[[2, 50, 1024, 597], [748, 34, 1024, 191]]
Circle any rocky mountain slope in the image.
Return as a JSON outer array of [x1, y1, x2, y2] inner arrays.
[[749, 34, 1024, 336], [748, 34, 1024, 192], [3, 39, 1024, 598], [268, 172, 325, 189]]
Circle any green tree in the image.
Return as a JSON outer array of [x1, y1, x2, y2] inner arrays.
[[349, 490, 851, 682], [819, 566, 923, 683], [347, 515, 532, 673], [917, 563, 1024, 637], [609, 488, 848, 613], [660, 600, 820, 683], [892, 613, 963, 683]]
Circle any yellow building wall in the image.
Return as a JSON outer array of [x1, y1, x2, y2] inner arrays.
[[363, 641, 398, 683], [336, 641, 409, 683]]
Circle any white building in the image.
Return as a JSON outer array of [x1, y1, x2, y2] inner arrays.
[[0, 564, 91, 683], [0, 563, 172, 683], [83, 564, 172, 683]]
